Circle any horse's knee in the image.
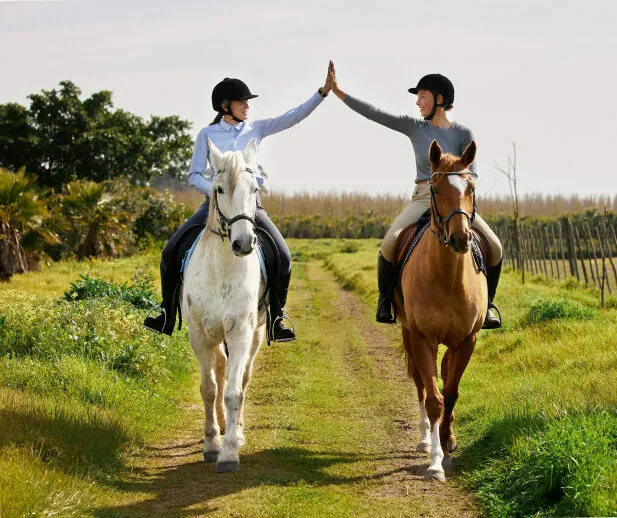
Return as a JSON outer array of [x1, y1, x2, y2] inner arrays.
[[425, 395, 443, 422], [224, 389, 244, 412]]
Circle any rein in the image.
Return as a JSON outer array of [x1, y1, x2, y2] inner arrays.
[[429, 170, 477, 246], [210, 167, 257, 240]]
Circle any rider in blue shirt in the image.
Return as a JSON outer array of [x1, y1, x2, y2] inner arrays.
[[144, 75, 330, 340]]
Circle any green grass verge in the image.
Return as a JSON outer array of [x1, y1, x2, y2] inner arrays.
[[320, 238, 617, 517], [0, 249, 196, 518]]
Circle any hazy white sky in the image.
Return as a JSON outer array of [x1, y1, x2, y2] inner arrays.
[[1, 0, 616, 198]]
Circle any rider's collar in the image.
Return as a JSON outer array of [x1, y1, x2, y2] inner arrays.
[[219, 119, 244, 132]]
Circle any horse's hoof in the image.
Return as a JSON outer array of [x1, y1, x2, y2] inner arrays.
[[415, 441, 431, 453], [216, 460, 240, 473], [447, 437, 457, 453], [203, 450, 219, 463], [424, 468, 446, 482]]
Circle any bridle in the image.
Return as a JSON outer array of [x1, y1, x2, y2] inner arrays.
[[210, 167, 257, 240], [429, 170, 477, 247]]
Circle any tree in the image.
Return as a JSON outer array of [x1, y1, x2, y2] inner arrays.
[[0, 81, 193, 189], [494, 140, 524, 284], [0, 168, 58, 280], [60, 180, 131, 259]]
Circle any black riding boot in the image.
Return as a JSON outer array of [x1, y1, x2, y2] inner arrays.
[[482, 259, 503, 329], [143, 264, 180, 336], [269, 273, 295, 342], [376, 253, 396, 324]]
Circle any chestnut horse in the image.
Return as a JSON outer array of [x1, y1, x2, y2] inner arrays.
[[395, 139, 488, 482]]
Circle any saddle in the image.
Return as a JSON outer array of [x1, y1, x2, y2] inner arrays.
[[392, 210, 490, 301]]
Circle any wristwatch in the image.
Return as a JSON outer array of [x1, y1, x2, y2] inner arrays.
[[318, 87, 329, 98]]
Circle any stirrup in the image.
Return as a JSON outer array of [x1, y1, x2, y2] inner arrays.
[[143, 306, 167, 334], [482, 303, 502, 329], [376, 297, 396, 324], [270, 313, 296, 342]]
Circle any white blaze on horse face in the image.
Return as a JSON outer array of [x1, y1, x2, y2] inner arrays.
[[228, 173, 258, 248], [447, 174, 468, 195]]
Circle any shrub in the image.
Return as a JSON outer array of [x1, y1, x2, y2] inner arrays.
[[62, 271, 157, 309]]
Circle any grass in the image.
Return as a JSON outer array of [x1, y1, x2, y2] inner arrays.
[[3, 237, 616, 516], [0, 249, 197, 518], [320, 238, 617, 517]]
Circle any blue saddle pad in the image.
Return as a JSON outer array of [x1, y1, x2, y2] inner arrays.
[[180, 229, 268, 285]]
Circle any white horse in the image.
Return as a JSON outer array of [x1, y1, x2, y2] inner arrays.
[[181, 138, 267, 473]]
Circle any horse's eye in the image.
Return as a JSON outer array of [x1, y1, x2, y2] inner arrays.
[[253, 187, 258, 194], [216, 186, 224, 195], [433, 187, 440, 195]]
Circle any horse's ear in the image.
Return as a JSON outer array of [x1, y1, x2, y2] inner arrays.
[[461, 140, 477, 168], [429, 140, 442, 167], [244, 138, 259, 168], [208, 138, 224, 173]]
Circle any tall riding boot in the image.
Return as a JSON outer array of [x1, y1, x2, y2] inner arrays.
[[143, 263, 180, 336], [376, 253, 397, 324], [269, 271, 295, 342], [482, 259, 503, 329]]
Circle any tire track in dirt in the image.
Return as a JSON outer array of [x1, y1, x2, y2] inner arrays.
[[321, 263, 478, 516]]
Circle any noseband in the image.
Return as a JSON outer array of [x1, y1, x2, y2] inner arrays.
[[211, 167, 257, 241], [429, 170, 477, 247]]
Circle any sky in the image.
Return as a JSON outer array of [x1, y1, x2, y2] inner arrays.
[[1, 0, 616, 199]]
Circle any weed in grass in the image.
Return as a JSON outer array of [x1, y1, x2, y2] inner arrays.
[[521, 297, 595, 325]]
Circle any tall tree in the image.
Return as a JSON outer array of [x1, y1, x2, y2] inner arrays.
[[0, 81, 193, 189]]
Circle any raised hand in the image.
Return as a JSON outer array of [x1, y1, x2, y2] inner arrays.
[[328, 60, 346, 100]]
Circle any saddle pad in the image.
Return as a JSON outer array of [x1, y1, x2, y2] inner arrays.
[[180, 229, 268, 286]]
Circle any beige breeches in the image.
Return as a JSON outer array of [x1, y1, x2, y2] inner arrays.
[[380, 182, 502, 267]]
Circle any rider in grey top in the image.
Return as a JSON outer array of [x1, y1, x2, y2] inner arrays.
[[344, 94, 476, 182], [328, 62, 503, 329]]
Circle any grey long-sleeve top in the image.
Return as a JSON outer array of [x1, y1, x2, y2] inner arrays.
[[344, 94, 476, 182]]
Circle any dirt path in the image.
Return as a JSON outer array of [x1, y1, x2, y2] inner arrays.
[[94, 261, 477, 518]]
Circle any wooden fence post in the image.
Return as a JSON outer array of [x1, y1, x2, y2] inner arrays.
[[544, 227, 555, 278], [552, 225, 561, 279], [574, 227, 589, 286], [585, 220, 601, 286], [558, 220, 568, 277], [566, 218, 580, 281]]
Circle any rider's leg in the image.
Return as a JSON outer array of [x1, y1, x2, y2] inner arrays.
[[144, 197, 210, 335], [377, 183, 431, 323], [254, 206, 295, 342], [472, 214, 503, 329]]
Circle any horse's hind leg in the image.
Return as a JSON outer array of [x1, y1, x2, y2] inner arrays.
[[440, 335, 476, 464], [216, 323, 253, 473], [403, 328, 430, 453], [214, 342, 227, 434]]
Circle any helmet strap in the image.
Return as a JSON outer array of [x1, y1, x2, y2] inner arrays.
[[222, 103, 244, 124], [424, 91, 444, 121]]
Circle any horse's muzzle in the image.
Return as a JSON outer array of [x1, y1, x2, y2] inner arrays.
[[449, 233, 472, 254], [232, 236, 257, 257]]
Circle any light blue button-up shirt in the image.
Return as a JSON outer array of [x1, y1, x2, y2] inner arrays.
[[188, 91, 324, 196]]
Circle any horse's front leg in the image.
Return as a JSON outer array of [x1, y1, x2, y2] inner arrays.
[[440, 334, 476, 467], [410, 329, 445, 482], [216, 320, 254, 473], [190, 326, 223, 463], [403, 327, 430, 453], [237, 324, 265, 447]]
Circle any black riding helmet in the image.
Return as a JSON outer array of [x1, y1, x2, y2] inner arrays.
[[211, 78, 258, 123], [408, 74, 454, 121]]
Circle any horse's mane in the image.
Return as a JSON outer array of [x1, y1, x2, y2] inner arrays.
[[206, 151, 246, 232]]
